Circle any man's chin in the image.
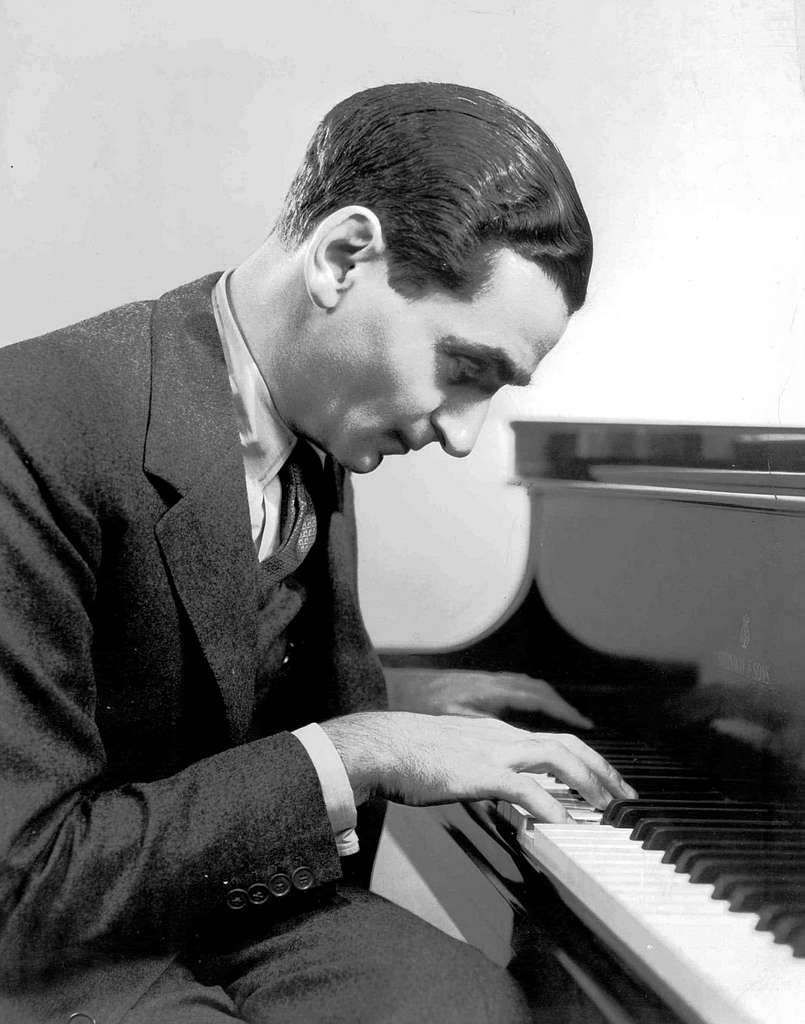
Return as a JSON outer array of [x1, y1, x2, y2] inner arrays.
[[296, 433, 381, 473], [348, 452, 384, 474]]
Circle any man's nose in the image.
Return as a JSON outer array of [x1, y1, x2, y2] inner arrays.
[[431, 399, 491, 458]]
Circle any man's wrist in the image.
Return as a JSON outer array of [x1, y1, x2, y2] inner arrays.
[[320, 712, 399, 806]]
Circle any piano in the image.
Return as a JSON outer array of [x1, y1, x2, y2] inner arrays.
[[371, 420, 805, 1024]]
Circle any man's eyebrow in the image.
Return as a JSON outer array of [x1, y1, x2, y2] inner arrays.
[[437, 335, 533, 387]]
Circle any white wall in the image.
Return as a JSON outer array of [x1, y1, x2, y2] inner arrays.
[[4, 1, 804, 650]]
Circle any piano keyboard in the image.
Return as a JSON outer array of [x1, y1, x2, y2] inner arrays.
[[498, 746, 805, 1024]]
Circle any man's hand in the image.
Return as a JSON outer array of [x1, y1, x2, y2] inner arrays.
[[384, 667, 593, 729], [321, 712, 636, 824]]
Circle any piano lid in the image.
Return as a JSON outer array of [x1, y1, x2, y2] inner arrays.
[[510, 420, 805, 790], [512, 420, 805, 506]]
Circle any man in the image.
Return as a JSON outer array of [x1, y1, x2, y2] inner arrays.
[[0, 82, 634, 1023]]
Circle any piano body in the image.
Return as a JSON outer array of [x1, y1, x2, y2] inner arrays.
[[371, 420, 805, 1024]]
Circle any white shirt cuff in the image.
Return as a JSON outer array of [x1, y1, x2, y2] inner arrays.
[[292, 722, 359, 857]]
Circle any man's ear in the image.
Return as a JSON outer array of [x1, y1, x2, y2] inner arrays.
[[303, 206, 385, 310]]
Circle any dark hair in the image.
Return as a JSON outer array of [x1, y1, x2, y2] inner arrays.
[[276, 82, 592, 312]]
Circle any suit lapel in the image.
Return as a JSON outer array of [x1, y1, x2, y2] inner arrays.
[[144, 274, 257, 742]]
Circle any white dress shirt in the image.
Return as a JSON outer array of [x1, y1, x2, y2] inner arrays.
[[212, 271, 359, 857]]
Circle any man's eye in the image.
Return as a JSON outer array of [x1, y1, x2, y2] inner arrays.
[[450, 356, 484, 385]]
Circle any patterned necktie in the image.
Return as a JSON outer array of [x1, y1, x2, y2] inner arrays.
[[259, 441, 321, 586]]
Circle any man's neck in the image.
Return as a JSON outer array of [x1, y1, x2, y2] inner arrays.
[[227, 236, 309, 428]]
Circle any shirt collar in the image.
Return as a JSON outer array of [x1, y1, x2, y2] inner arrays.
[[211, 270, 296, 488]]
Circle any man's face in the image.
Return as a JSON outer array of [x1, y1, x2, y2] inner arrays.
[[290, 248, 570, 473]]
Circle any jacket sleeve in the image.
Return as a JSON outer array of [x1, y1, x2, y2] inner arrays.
[[0, 420, 342, 982]]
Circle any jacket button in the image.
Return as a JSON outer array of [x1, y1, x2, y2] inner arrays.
[[69, 1015, 97, 1024], [225, 888, 249, 910], [267, 872, 292, 897], [291, 866, 315, 891], [248, 882, 270, 905]]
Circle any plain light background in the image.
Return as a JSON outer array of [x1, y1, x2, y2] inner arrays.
[[3, 0, 805, 649]]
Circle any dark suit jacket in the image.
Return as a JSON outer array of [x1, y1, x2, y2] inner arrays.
[[0, 275, 386, 1023]]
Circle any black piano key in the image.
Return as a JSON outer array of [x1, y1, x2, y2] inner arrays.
[[715, 878, 805, 909], [620, 791, 724, 804], [634, 818, 792, 845], [684, 851, 805, 884], [606, 768, 682, 777], [729, 883, 805, 917], [605, 756, 681, 766], [663, 833, 805, 866], [769, 915, 805, 950], [614, 773, 713, 784], [786, 928, 805, 958], [604, 799, 793, 829], [649, 825, 805, 854], [583, 740, 657, 752], [615, 781, 723, 797], [596, 747, 678, 758], [604, 800, 723, 827], [755, 902, 805, 934], [726, 867, 805, 888]]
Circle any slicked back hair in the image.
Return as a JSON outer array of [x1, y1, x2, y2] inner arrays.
[[276, 82, 593, 313]]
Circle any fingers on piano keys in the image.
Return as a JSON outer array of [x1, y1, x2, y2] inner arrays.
[[498, 734, 805, 1024]]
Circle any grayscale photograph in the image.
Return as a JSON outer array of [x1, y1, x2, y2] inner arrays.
[[2, 2, 805, 1022]]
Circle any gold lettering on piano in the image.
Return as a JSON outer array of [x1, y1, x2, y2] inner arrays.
[[715, 649, 771, 686]]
